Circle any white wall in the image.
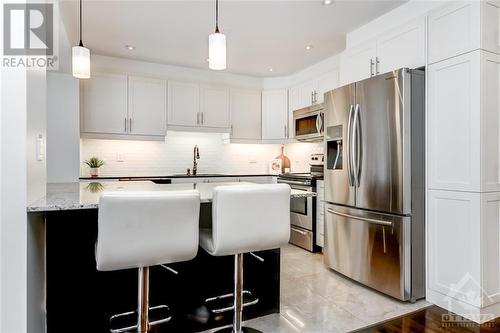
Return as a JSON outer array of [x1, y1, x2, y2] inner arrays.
[[80, 132, 322, 177], [47, 72, 80, 182], [1, 66, 28, 333], [26, 69, 47, 204]]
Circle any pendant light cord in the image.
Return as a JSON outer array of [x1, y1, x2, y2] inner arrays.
[[79, 0, 83, 46], [215, 0, 219, 33]]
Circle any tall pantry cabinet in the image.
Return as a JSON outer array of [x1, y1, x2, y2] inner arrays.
[[426, 1, 500, 323]]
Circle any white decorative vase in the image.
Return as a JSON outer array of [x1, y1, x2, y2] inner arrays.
[[90, 167, 99, 178]]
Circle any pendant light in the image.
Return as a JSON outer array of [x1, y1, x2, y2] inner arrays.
[[208, 0, 226, 70], [72, 0, 90, 79]]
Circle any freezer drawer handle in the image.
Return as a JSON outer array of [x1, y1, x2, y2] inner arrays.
[[327, 208, 393, 227], [291, 227, 308, 235]]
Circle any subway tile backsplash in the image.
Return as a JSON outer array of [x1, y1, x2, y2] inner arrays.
[[80, 132, 323, 177]]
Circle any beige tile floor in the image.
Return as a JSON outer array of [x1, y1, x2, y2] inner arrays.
[[203, 244, 429, 333]]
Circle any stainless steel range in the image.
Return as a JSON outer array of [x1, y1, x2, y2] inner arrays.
[[277, 155, 324, 252]]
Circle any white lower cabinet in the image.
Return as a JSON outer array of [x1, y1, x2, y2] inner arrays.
[[427, 190, 500, 319]]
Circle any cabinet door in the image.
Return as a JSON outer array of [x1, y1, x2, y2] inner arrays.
[[168, 81, 199, 127], [81, 73, 127, 134], [428, 51, 481, 192], [299, 80, 318, 108], [481, 51, 500, 192], [340, 41, 376, 85], [230, 89, 261, 140], [428, 2, 481, 65], [482, 1, 500, 55], [200, 85, 230, 128], [262, 89, 288, 140], [316, 69, 339, 104], [376, 18, 425, 73], [128, 76, 167, 136]]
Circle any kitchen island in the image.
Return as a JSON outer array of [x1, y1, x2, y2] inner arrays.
[[28, 181, 315, 333]]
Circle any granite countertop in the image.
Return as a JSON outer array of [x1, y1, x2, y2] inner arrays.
[[27, 181, 316, 213]]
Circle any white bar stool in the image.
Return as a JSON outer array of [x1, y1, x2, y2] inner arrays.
[[96, 190, 200, 333], [200, 184, 290, 333]]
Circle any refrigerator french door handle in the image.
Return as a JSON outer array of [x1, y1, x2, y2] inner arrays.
[[327, 208, 393, 227], [352, 104, 361, 187], [346, 104, 354, 187]]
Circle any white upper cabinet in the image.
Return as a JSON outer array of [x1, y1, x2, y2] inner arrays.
[[428, 50, 500, 192], [340, 17, 425, 85], [262, 89, 288, 141], [376, 17, 425, 73], [168, 81, 200, 128], [199, 85, 230, 129], [428, 1, 500, 65], [316, 69, 340, 103], [340, 41, 377, 85], [81, 72, 128, 134], [230, 88, 261, 141], [128, 76, 167, 136]]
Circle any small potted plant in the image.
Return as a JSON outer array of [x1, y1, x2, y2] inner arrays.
[[84, 157, 105, 178]]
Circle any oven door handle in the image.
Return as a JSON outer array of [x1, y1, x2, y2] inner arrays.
[[327, 208, 393, 227], [278, 180, 312, 187]]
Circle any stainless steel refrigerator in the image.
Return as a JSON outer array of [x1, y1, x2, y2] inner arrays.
[[323, 68, 425, 302]]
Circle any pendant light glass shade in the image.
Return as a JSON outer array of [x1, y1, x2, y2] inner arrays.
[[72, 45, 90, 79], [208, 32, 226, 70]]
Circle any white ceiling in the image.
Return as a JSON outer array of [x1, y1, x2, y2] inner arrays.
[[60, 0, 407, 77]]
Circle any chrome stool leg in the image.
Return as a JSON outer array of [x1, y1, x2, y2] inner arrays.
[[138, 267, 149, 333], [213, 254, 263, 333]]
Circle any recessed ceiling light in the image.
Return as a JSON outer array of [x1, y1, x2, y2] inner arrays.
[[305, 45, 313, 50], [323, 0, 332, 5], [268, 68, 273, 72], [125, 45, 135, 51]]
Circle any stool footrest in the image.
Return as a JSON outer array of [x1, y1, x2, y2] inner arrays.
[[205, 290, 259, 314], [109, 305, 171, 333]]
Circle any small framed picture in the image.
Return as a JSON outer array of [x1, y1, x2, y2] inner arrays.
[[269, 159, 282, 175]]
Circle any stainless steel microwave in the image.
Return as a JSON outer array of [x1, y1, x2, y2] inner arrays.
[[293, 104, 324, 141]]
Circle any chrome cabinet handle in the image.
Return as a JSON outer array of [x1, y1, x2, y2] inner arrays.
[[129, 118, 132, 132], [124, 117, 127, 132], [230, 124, 233, 136], [327, 208, 393, 227], [201, 112, 204, 125], [370, 59, 374, 77], [375, 57, 380, 75], [346, 104, 354, 187]]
